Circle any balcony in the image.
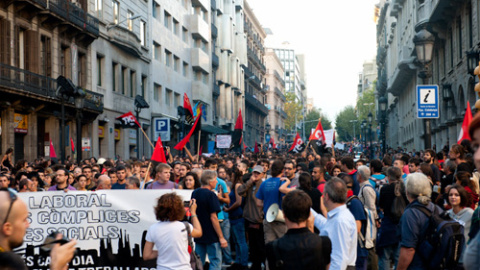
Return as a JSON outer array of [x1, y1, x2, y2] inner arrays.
[[190, 14, 209, 42], [247, 48, 266, 72], [48, 0, 99, 38], [274, 87, 286, 102], [280, 109, 287, 119], [211, 23, 218, 39], [245, 93, 268, 115], [212, 53, 219, 68], [274, 70, 285, 86], [0, 63, 104, 114], [213, 82, 220, 96], [107, 26, 142, 57], [191, 48, 210, 73], [211, 0, 216, 10], [192, 0, 209, 10]]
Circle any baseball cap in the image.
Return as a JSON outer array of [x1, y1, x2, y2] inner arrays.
[[252, 165, 264, 173]]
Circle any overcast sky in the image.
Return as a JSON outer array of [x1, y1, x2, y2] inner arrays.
[[249, 0, 379, 124]]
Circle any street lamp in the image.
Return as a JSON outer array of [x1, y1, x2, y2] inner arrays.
[[134, 95, 149, 159], [349, 120, 358, 142], [368, 112, 373, 160], [414, 27, 435, 149], [379, 96, 387, 156], [74, 88, 85, 165], [361, 120, 367, 150], [467, 48, 479, 76]]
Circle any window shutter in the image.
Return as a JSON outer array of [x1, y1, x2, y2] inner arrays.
[[25, 30, 39, 73], [0, 19, 11, 65], [46, 37, 51, 77]]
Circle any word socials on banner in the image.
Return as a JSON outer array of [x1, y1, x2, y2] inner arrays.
[[17, 189, 193, 270]]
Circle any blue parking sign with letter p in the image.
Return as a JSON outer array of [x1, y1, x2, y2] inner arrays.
[[153, 118, 170, 141]]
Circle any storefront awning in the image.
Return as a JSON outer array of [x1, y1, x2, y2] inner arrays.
[[201, 124, 230, 134]]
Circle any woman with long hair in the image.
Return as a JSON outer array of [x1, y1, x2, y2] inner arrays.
[[179, 172, 201, 190], [330, 164, 342, 177], [455, 171, 479, 209], [298, 172, 322, 214], [224, 169, 249, 270], [1, 147, 13, 171], [446, 184, 473, 241], [143, 193, 202, 269]]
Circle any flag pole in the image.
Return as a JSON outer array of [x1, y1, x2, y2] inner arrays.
[[197, 130, 202, 160], [139, 126, 154, 148], [141, 162, 152, 189]]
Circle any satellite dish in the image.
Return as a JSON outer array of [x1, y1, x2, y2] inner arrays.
[[266, 203, 284, 223]]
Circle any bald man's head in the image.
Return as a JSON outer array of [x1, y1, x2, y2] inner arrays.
[[96, 175, 112, 190], [0, 190, 30, 251]]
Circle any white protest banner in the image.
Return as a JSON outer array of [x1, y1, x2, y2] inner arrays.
[[216, 135, 232, 149], [17, 189, 193, 269], [324, 129, 335, 146]]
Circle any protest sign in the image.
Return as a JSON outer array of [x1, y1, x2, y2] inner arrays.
[[17, 189, 193, 269]]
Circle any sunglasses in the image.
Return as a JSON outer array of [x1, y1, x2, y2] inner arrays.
[[1, 188, 17, 225]]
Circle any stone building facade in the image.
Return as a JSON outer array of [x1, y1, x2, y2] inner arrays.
[[264, 48, 286, 144]]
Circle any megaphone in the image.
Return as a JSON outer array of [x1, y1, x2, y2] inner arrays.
[[266, 203, 285, 223]]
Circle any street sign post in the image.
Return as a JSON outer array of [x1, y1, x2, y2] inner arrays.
[[417, 85, 439, 119], [153, 118, 171, 141]]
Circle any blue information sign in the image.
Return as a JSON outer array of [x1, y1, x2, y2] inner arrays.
[[265, 134, 271, 143], [417, 85, 439, 119]]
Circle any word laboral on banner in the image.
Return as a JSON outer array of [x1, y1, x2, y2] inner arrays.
[[17, 189, 193, 270]]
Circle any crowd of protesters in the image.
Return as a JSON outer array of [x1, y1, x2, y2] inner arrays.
[[2, 117, 480, 270]]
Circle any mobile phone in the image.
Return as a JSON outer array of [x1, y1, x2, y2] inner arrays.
[[184, 201, 191, 207]]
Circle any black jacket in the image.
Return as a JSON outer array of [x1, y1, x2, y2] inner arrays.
[[266, 227, 331, 270]]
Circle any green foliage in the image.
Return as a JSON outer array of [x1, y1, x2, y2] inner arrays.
[[284, 92, 304, 132], [334, 105, 360, 142], [356, 87, 377, 126], [304, 108, 332, 136]]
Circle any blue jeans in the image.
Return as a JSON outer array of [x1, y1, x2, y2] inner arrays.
[[231, 218, 249, 266], [196, 242, 222, 270], [220, 219, 233, 264], [378, 243, 399, 270]]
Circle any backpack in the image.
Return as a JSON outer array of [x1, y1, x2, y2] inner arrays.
[[412, 205, 465, 269], [346, 195, 376, 249]]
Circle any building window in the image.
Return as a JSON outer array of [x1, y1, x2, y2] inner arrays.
[[140, 20, 146, 46], [468, 4, 473, 48], [40, 35, 52, 77], [97, 55, 103, 86], [174, 55, 180, 72], [457, 17, 462, 60], [449, 29, 453, 69], [183, 62, 188, 77], [121, 66, 126, 95], [127, 11, 134, 31], [112, 62, 118, 92], [165, 49, 172, 67], [152, 1, 160, 19], [165, 89, 172, 106], [78, 53, 86, 88], [153, 42, 161, 61], [182, 27, 188, 43], [130, 70, 136, 97], [154, 84, 161, 101], [141, 76, 147, 97], [112, 0, 119, 24], [164, 11, 171, 29], [173, 19, 179, 35], [174, 93, 180, 107], [95, 0, 103, 20]]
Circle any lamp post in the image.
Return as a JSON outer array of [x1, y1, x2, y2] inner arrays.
[[177, 106, 186, 157], [56, 75, 78, 164], [361, 120, 367, 151], [134, 95, 149, 159], [379, 96, 387, 157], [74, 88, 85, 165], [467, 48, 479, 76], [414, 27, 435, 149], [368, 112, 373, 160]]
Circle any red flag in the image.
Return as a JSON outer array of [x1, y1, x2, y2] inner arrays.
[[231, 109, 243, 148], [199, 145, 203, 156], [270, 137, 276, 149], [174, 111, 202, 151], [289, 133, 305, 153], [183, 93, 194, 116], [309, 119, 326, 143], [254, 140, 259, 153], [151, 136, 167, 163], [70, 138, 75, 152], [49, 139, 57, 158], [458, 101, 473, 143], [116, 111, 141, 128]]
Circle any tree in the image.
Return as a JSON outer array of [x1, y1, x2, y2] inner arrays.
[[335, 105, 360, 142], [356, 87, 377, 126], [284, 92, 304, 132], [304, 108, 332, 137]]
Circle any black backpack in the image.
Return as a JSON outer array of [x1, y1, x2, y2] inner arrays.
[[412, 205, 465, 269]]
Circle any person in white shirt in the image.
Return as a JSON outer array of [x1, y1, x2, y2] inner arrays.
[[313, 177, 357, 270]]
